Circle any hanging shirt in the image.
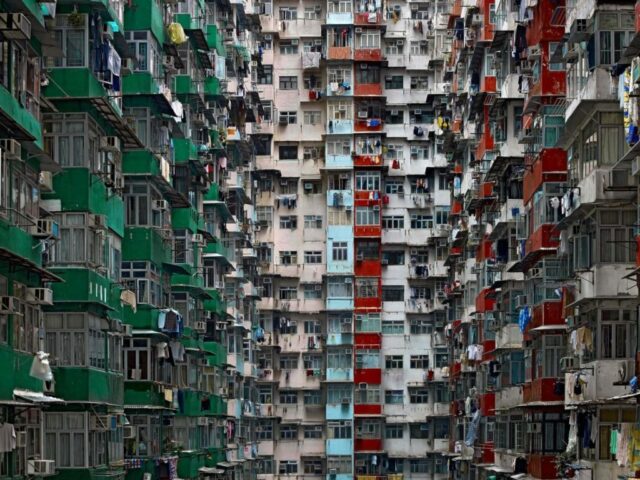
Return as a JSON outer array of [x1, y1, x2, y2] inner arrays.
[[0, 424, 16, 452]]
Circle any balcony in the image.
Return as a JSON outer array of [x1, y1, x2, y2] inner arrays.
[[353, 154, 383, 167], [326, 368, 354, 382], [327, 119, 354, 134], [527, 453, 561, 479], [522, 377, 563, 404], [565, 359, 634, 405], [354, 368, 382, 384], [522, 148, 567, 204], [354, 48, 383, 62], [326, 439, 353, 456], [327, 46, 353, 60], [354, 12, 383, 25], [354, 116, 384, 131], [326, 402, 353, 419], [354, 438, 383, 452]]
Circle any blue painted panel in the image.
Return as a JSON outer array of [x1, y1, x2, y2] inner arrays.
[[326, 332, 353, 346], [327, 190, 353, 207], [326, 402, 353, 419], [325, 154, 353, 169], [325, 12, 353, 24], [327, 119, 354, 135], [326, 368, 353, 382], [326, 439, 354, 456]]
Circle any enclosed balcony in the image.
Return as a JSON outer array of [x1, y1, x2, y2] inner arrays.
[[327, 27, 353, 60], [354, 28, 382, 61]]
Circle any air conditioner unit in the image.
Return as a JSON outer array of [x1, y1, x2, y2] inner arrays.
[[32, 219, 59, 238], [38, 171, 53, 191], [291, 39, 299, 45], [191, 233, 204, 244], [527, 45, 541, 57], [420, 40, 427, 46], [515, 295, 527, 308], [100, 136, 120, 153], [341, 397, 350, 404], [396, 40, 404, 46], [123, 425, 137, 439], [152, 200, 169, 211], [26, 288, 53, 306], [0, 296, 19, 314], [304, 182, 313, 191], [194, 321, 207, 332], [163, 55, 175, 70], [560, 356, 577, 372], [197, 417, 208, 426], [0, 13, 31, 40], [0, 138, 21, 161], [471, 13, 482, 25], [113, 176, 125, 190], [263, 34, 272, 41], [27, 460, 55, 476], [122, 324, 133, 337], [357, 111, 368, 119], [355, 27, 363, 33], [442, 82, 452, 93], [390, 109, 399, 115], [16, 430, 27, 448], [91, 415, 115, 430], [381, 258, 389, 265]]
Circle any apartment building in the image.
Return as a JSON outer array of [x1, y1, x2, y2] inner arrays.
[[0, 0, 261, 479], [444, 0, 640, 478], [253, 0, 453, 477]]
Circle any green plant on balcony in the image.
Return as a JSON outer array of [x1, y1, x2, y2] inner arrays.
[[69, 8, 84, 27]]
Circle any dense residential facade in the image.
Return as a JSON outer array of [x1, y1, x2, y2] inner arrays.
[[2, 0, 640, 478], [0, 0, 262, 478]]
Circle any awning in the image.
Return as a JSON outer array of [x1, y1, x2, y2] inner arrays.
[[14, 389, 64, 404], [529, 324, 568, 332], [199, 467, 225, 474], [216, 462, 234, 468], [0, 247, 63, 282], [233, 45, 251, 62]]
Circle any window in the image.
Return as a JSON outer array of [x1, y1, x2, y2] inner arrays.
[[383, 215, 404, 229], [280, 354, 298, 372], [327, 349, 352, 369], [410, 41, 428, 55], [600, 309, 637, 359], [410, 355, 430, 369], [382, 250, 404, 265], [304, 7, 321, 20], [280, 425, 298, 440], [599, 30, 632, 66], [303, 283, 322, 299], [257, 457, 274, 474], [279, 461, 298, 474], [356, 240, 379, 260], [304, 110, 322, 125], [279, 6, 297, 19], [279, 286, 298, 300], [356, 30, 381, 49], [385, 355, 403, 369], [382, 286, 404, 302], [332, 241, 349, 261], [327, 139, 352, 156], [410, 76, 429, 90], [258, 65, 273, 84], [355, 349, 380, 369], [409, 388, 429, 403], [51, 213, 105, 267], [279, 75, 298, 90], [278, 144, 298, 159], [279, 110, 298, 124], [355, 172, 381, 191], [410, 459, 429, 473], [410, 213, 433, 229], [279, 216, 298, 229], [435, 206, 449, 225], [45, 413, 87, 468], [303, 145, 324, 160], [304, 215, 322, 228], [384, 75, 404, 89], [304, 251, 322, 264], [279, 390, 298, 403], [597, 408, 637, 460], [327, 278, 353, 298], [382, 319, 404, 334], [355, 278, 378, 298], [303, 391, 322, 406], [51, 20, 88, 67], [383, 423, 402, 439], [120, 261, 163, 306], [328, 207, 352, 225], [384, 180, 405, 195], [434, 349, 449, 368], [410, 319, 432, 335], [327, 456, 352, 474], [385, 109, 404, 124], [279, 41, 299, 55], [303, 458, 323, 474], [256, 206, 274, 226], [356, 206, 379, 225], [328, 421, 352, 439]]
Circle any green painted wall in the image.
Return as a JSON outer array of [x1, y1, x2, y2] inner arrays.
[[124, 381, 165, 407], [0, 346, 44, 399], [53, 367, 124, 404], [123, 305, 159, 330], [0, 84, 43, 145], [124, 0, 166, 44], [43, 169, 124, 236], [44, 68, 109, 100], [50, 268, 117, 309], [0, 217, 42, 267], [122, 227, 171, 265]]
